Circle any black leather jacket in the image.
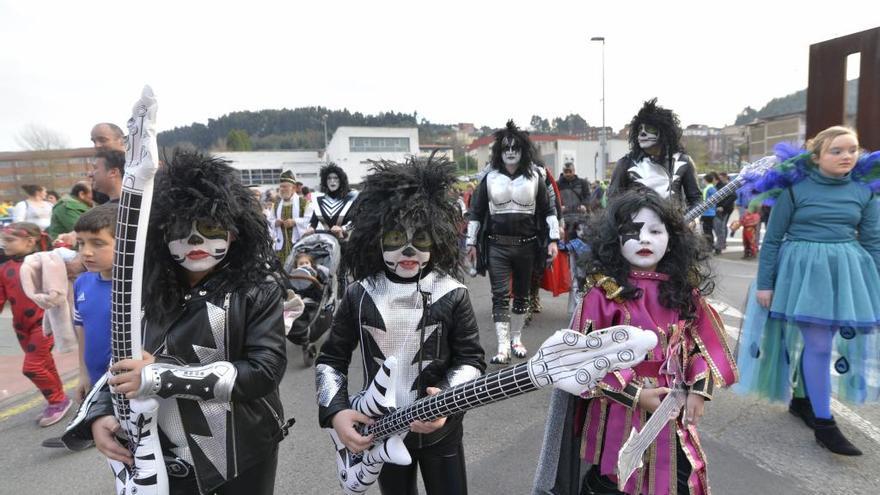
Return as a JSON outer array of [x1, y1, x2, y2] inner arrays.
[[608, 152, 701, 209], [316, 270, 486, 448], [64, 274, 288, 494]]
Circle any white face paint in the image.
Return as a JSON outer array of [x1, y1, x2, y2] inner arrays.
[[501, 136, 522, 168], [326, 173, 340, 192], [619, 208, 668, 272], [381, 227, 432, 278], [167, 220, 231, 273], [637, 124, 660, 150]]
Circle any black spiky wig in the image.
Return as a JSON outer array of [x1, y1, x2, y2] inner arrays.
[[319, 162, 350, 197], [143, 150, 283, 323], [344, 153, 462, 281], [627, 98, 684, 163], [581, 189, 713, 319], [490, 120, 535, 178]]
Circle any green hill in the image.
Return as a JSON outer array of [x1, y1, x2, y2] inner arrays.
[[734, 79, 859, 125]]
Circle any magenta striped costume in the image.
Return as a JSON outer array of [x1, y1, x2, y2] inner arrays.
[[575, 271, 738, 495]]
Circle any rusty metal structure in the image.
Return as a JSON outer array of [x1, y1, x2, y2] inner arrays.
[[807, 27, 880, 150]]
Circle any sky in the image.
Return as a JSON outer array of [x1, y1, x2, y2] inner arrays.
[[0, 0, 875, 151]]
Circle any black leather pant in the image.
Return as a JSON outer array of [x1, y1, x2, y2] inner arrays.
[[487, 240, 536, 322], [169, 445, 278, 495], [378, 437, 468, 495]]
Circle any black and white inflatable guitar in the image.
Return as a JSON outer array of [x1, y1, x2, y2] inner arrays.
[[323, 325, 658, 494], [63, 86, 167, 494]]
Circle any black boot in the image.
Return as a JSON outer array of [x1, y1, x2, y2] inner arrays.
[[788, 397, 816, 429], [580, 466, 625, 495], [814, 418, 862, 456]]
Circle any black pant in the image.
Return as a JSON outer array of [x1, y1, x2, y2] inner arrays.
[[700, 216, 715, 249], [378, 438, 468, 495], [487, 240, 536, 322], [169, 446, 278, 495]]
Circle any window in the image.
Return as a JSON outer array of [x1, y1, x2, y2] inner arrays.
[[349, 137, 410, 153], [238, 168, 282, 186]]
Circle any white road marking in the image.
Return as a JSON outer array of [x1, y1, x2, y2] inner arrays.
[[715, 297, 880, 447], [709, 299, 745, 319]]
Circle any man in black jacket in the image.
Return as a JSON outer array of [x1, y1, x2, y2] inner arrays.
[[557, 161, 590, 240], [317, 155, 485, 495], [608, 98, 701, 209]]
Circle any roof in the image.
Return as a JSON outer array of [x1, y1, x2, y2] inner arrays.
[[0, 147, 95, 161], [466, 133, 580, 151]]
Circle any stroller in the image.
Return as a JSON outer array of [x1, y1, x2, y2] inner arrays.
[[284, 231, 343, 366]]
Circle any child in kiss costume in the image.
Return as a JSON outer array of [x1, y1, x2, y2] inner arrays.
[[533, 190, 737, 495]]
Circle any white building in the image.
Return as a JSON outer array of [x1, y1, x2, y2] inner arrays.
[[215, 150, 324, 189], [466, 134, 629, 181], [325, 126, 421, 184]]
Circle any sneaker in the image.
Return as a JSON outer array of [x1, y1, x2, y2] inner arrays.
[[38, 397, 72, 427], [41, 436, 95, 451]]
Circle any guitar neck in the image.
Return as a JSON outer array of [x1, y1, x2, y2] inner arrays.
[[110, 187, 144, 421], [368, 363, 536, 442], [684, 176, 743, 223]]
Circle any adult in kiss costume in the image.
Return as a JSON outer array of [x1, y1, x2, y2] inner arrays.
[[467, 120, 560, 364], [65, 151, 290, 494], [306, 162, 358, 238], [608, 99, 700, 209], [533, 190, 737, 495], [316, 155, 485, 495]]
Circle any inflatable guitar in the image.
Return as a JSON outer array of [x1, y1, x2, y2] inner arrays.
[[106, 86, 168, 494], [683, 155, 778, 223], [323, 324, 658, 494]]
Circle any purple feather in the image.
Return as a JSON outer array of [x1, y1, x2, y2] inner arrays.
[[851, 150, 880, 183], [773, 142, 804, 162]]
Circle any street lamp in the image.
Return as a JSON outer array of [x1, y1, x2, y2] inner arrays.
[[590, 36, 606, 181], [322, 114, 329, 163]]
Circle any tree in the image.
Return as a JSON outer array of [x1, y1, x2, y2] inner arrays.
[[15, 123, 68, 151], [226, 129, 252, 151], [530, 115, 550, 133]]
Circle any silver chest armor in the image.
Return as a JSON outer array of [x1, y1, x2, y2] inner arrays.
[[486, 170, 539, 215], [629, 153, 688, 199], [360, 272, 464, 407]]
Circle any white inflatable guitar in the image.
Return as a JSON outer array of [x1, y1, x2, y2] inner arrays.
[[324, 324, 658, 494], [106, 86, 168, 494]]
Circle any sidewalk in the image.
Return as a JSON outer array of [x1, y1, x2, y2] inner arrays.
[[0, 313, 80, 412]]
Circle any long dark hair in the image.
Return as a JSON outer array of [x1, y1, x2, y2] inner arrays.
[[489, 120, 535, 178], [143, 150, 283, 324], [319, 162, 351, 197], [344, 153, 463, 281], [627, 98, 684, 164], [582, 189, 713, 319]]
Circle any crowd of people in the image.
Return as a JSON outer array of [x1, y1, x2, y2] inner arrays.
[[1, 96, 878, 495]]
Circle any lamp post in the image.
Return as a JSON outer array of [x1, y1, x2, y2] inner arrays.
[[590, 36, 606, 181], [322, 114, 329, 163]]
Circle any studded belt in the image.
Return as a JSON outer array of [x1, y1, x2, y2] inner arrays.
[[488, 234, 538, 246]]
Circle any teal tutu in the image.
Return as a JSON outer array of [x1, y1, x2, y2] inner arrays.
[[770, 240, 880, 327], [735, 284, 880, 404]]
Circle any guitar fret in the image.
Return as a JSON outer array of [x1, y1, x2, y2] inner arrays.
[[370, 363, 538, 442]]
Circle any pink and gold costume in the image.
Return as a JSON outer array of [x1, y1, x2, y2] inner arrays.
[[574, 271, 738, 495]]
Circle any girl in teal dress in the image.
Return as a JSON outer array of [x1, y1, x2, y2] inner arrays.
[[736, 126, 880, 456]]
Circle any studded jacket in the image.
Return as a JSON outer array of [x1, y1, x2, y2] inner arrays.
[[63, 274, 288, 494], [316, 270, 486, 448]]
